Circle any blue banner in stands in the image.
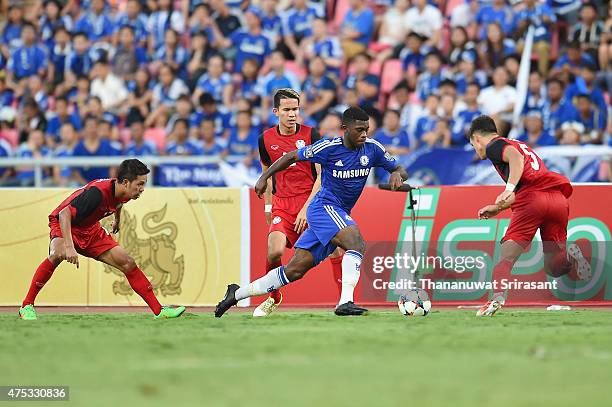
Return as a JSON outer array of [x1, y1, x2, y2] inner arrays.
[[157, 164, 227, 187], [382, 147, 476, 185]]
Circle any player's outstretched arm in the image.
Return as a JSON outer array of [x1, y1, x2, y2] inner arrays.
[[255, 150, 300, 198]]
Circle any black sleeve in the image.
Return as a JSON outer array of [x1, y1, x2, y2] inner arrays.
[[311, 127, 322, 144], [485, 138, 508, 163], [69, 187, 103, 223], [258, 134, 272, 167]]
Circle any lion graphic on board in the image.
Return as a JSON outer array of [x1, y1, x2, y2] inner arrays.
[[102, 205, 185, 296]]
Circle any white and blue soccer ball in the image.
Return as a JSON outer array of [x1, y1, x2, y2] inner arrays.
[[398, 288, 431, 317]]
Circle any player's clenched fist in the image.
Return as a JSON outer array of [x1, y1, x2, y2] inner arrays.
[[65, 246, 79, 269], [255, 176, 268, 198]]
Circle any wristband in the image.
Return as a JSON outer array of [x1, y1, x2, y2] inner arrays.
[[505, 183, 516, 192], [264, 204, 272, 213]]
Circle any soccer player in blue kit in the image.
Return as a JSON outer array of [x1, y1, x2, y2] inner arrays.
[[215, 107, 408, 317]]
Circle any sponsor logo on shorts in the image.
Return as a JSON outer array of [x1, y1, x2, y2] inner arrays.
[[272, 216, 282, 225], [360, 155, 369, 166], [296, 139, 305, 148]]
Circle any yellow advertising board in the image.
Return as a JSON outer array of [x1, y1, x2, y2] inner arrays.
[[0, 188, 243, 306]]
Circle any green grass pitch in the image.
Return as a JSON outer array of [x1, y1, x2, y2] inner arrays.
[[1, 309, 611, 406]]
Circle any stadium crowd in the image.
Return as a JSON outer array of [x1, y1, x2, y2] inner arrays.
[[0, 0, 610, 186]]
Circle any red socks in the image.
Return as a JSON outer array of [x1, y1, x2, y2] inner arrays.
[[330, 256, 343, 294], [125, 267, 162, 315], [266, 258, 283, 304], [493, 258, 514, 276], [22, 258, 58, 307], [547, 250, 573, 277]]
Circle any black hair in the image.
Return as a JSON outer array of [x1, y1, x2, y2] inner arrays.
[[273, 88, 300, 109], [467, 115, 498, 139], [199, 92, 215, 106], [83, 114, 98, 125], [466, 81, 480, 90], [72, 31, 88, 40], [546, 77, 564, 88], [117, 159, 150, 182], [21, 22, 36, 32], [342, 106, 369, 126], [173, 118, 189, 130], [55, 95, 68, 104]]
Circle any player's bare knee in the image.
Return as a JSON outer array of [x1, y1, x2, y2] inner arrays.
[[48, 250, 63, 265], [122, 256, 137, 273], [267, 250, 283, 265]]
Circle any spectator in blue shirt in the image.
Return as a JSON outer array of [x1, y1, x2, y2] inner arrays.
[[454, 51, 488, 95], [518, 111, 558, 147], [72, 115, 119, 182], [565, 64, 608, 122], [281, 0, 320, 59], [344, 52, 380, 108], [46, 96, 82, 143], [514, 0, 556, 75], [542, 78, 579, 138], [165, 118, 203, 156], [416, 51, 448, 102], [74, 0, 114, 43], [197, 119, 225, 156], [452, 82, 482, 145], [575, 94, 606, 144], [15, 129, 51, 186], [0, 76, 14, 108], [52, 122, 80, 187], [224, 110, 259, 167], [225, 8, 271, 73], [234, 58, 261, 106], [124, 120, 158, 156], [374, 110, 412, 155], [339, 0, 375, 59], [192, 93, 232, 140], [63, 32, 95, 87], [7, 23, 47, 85], [2, 4, 24, 54], [147, 0, 185, 51], [414, 94, 440, 144], [522, 71, 547, 115], [114, 0, 149, 47], [155, 29, 189, 80], [550, 41, 596, 78], [473, 0, 514, 41], [260, 0, 284, 48], [257, 51, 302, 125], [301, 56, 337, 123], [193, 54, 233, 108], [39, 0, 73, 49], [47, 27, 72, 88], [300, 18, 343, 79]]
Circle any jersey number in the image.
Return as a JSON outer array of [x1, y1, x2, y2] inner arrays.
[[518, 143, 540, 171]]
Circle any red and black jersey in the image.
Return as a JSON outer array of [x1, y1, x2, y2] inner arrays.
[[486, 137, 573, 198], [49, 179, 129, 229], [258, 124, 321, 198]]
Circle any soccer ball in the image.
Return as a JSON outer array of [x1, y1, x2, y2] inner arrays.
[[398, 288, 431, 317]]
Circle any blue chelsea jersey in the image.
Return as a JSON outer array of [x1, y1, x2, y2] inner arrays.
[[297, 137, 398, 212]]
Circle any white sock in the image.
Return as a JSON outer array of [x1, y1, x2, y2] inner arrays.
[[338, 250, 362, 305], [235, 266, 289, 301]]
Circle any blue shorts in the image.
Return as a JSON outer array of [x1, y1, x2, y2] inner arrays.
[[294, 201, 356, 266]]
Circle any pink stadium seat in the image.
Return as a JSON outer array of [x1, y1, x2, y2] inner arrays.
[[333, 0, 350, 31], [444, 0, 465, 17], [380, 59, 403, 95], [0, 129, 18, 148], [144, 128, 167, 151], [285, 61, 307, 82]]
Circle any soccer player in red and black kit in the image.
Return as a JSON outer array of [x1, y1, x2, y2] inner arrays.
[[468, 115, 591, 316], [254, 88, 366, 317], [18, 159, 185, 320]]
